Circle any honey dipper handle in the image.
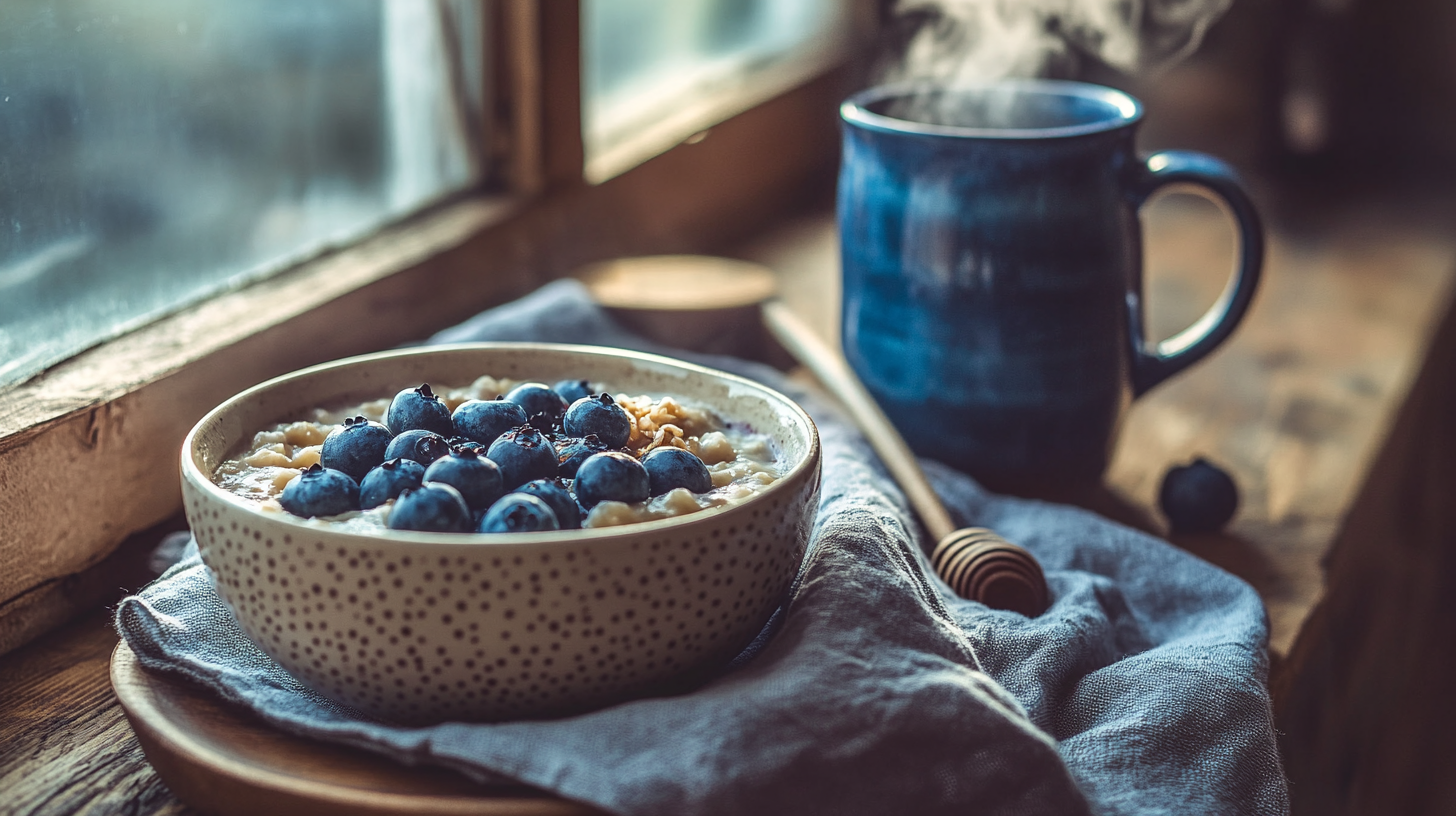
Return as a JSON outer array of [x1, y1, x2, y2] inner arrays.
[[762, 300, 957, 542]]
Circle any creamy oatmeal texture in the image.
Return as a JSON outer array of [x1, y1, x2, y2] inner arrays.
[[213, 376, 781, 531]]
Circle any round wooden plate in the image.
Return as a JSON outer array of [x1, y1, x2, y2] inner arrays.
[[110, 642, 600, 816]]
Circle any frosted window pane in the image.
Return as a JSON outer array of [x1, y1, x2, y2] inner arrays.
[[583, 0, 848, 174], [0, 0, 484, 390]]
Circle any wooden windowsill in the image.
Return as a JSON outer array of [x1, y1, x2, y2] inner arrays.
[[740, 197, 1456, 666], [0, 67, 851, 655]]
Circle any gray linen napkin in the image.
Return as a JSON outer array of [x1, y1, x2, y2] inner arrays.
[[117, 279, 1288, 815]]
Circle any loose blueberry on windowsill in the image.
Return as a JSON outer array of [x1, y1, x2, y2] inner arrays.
[[451, 399, 528, 447], [487, 425, 559, 489], [359, 458, 426, 510], [478, 493, 561, 533], [555, 434, 608, 478], [384, 429, 451, 467], [424, 449, 505, 513], [552, 378, 594, 405], [388, 483, 472, 533], [280, 464, 359, 518], [563, 393, 633, 448], [574, 451, 650, 508], [386, 383, 454, 437], [505, 382, 568, 425], [642, 446, 713, 496], [1158, 457, 1239, 534], [321, 416, 392, 482], [514, 478, 582, 529]]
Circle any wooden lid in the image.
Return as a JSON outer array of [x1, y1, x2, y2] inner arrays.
[[576, 255, 778, 312]]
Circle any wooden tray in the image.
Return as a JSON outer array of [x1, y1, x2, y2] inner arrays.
[[110, 642, 599, 816]]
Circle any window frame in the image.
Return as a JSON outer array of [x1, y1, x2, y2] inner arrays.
[[0, 0, 869, 653]]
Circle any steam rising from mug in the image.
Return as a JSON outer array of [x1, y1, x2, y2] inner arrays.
[[887, 0, 1234, 92]]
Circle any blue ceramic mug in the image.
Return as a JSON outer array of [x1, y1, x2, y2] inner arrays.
[[838, 80, 1262, 488]]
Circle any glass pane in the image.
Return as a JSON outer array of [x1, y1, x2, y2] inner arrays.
[[0, 0, 485, 390], [583, 0, 849, 179]]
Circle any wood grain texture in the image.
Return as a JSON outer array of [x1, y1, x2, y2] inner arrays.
[[1274, 284, 1456, 815], [0, 515, 187, 664], [110, 643, 599, 816], [1109, 196, 1456, 659], [538, 0, 583, 191], [0, 609, 193, 816], [496, 0, 545, 196]]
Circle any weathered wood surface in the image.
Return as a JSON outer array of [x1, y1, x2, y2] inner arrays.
[[0, 609, 193, 816], [1112, 197, 1456, 660], [1275, 284, 1456, 815], [741, 200, 1456, 662]]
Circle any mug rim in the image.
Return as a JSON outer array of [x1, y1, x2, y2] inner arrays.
[[842, 79, 1143, 140]]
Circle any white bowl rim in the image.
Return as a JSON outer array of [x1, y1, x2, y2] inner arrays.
[[181, 341, 821, 548]]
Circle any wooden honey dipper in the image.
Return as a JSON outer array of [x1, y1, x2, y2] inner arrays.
[[580, 256, 1050, 616]]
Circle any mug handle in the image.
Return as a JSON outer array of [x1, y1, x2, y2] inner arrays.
[[1125, 150, 1264, 397]]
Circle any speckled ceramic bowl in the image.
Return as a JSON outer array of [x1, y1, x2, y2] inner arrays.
[[181, 343, 820, 724]]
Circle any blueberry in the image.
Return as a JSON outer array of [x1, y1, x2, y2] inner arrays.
[[280, 464, 359, 518], [514, 478, 582, 529], [387, 483, 472, 533], [505, 383, 568, 424], [451, 399, 528, 446], [563, 394, 633, 448], [478, 493, 561, 534], [573, 451, 650, 508], [642, 447, 713, 496], [554, 435, 608, 478], [446, 437, 487, 456], [320, 416, 392, 482], [486, 425, 559, 489], [526, 412, 559, 436], [423, 449, 505, 513], [386, 383, 454, 437], [1158, 457, 1239, 533], [359, 458, 426, 510], [552, 379, 594, 404], [384, 429, 451, 466]]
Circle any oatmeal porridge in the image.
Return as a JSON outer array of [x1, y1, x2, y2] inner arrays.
[[212, 374, 782, 533]]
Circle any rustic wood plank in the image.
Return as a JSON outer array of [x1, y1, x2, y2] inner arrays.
[[0, 609, 193, 816], [0, 516, 187, 661], [1109, 196, 1456, 659], [497, 0, 546, 196], [583, 42, 855, 185], [1274, 281, 1456, 815], [538, 0, 583, 191]]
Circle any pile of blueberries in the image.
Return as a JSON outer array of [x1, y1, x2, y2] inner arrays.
[[279, 380, 716, 534]]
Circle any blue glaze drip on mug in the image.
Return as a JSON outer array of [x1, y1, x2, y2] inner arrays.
[[839, 81, 1262, 488]]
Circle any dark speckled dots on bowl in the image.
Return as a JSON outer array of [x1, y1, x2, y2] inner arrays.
[[181, 344, 821, 724]]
